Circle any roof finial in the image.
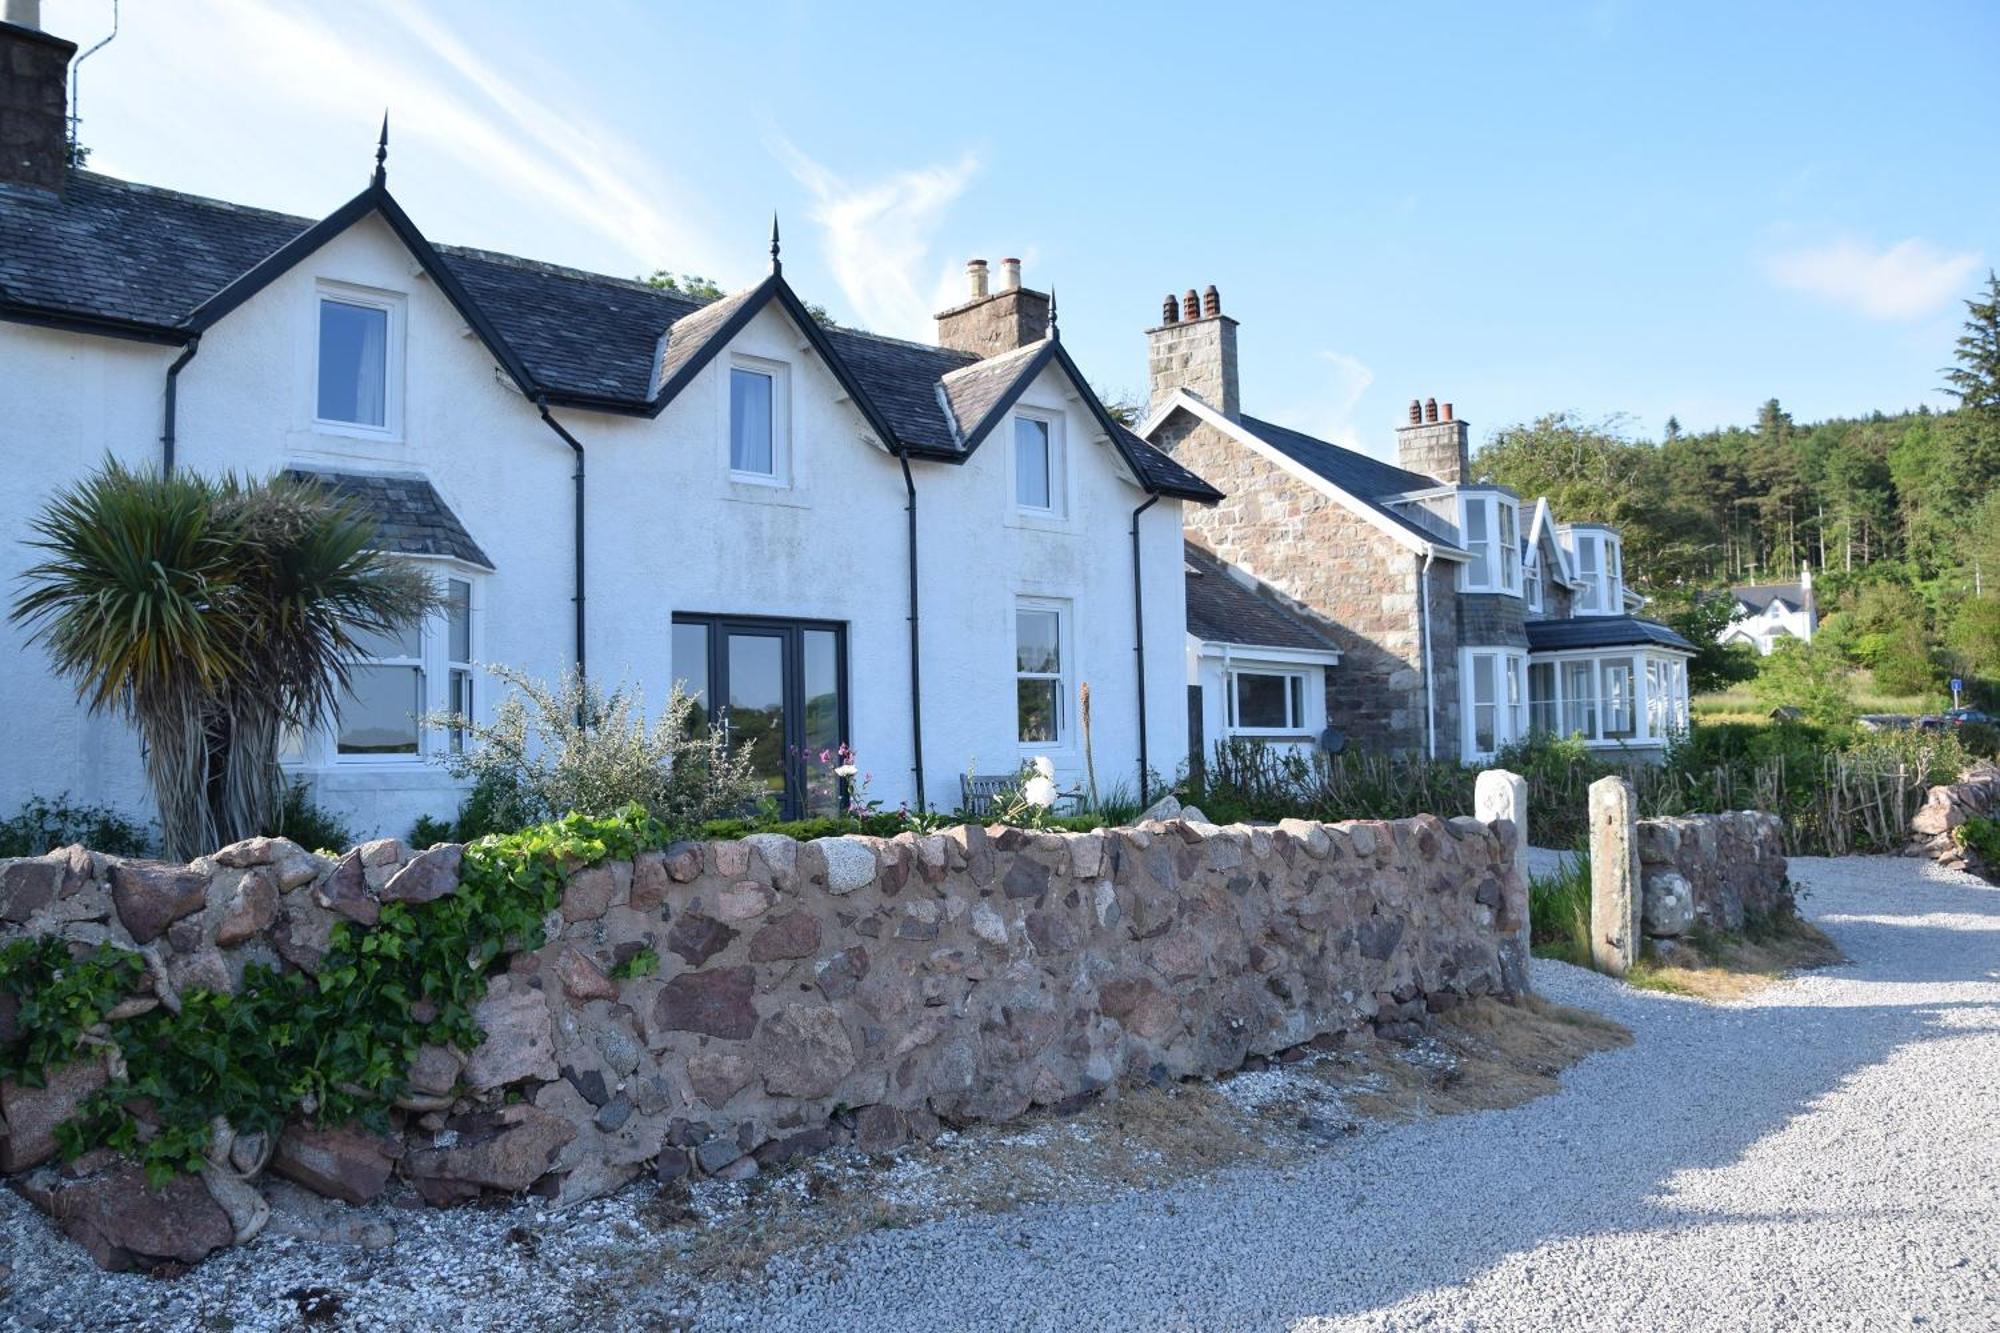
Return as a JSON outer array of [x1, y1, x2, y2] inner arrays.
[[1048, 284, 1059, 341], [769, 212, 781, 275], [372, 111, 389, 189]]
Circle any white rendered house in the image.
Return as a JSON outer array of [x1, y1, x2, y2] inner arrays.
[[1720, 567, 1817, 655], [0, 19, 1217, 839]]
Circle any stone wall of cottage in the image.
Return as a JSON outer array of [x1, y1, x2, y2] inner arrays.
[[1634, 811, 1791, 938], [0, 810, 1525, 1270], [1154, 411, 1445, 754]]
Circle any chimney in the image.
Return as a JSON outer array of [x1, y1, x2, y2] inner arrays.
[[935, 255, 1049, 357], [1145, 282, 1239, 420], [0, 6, 74, 195], [1396, 393, 1470, 484]]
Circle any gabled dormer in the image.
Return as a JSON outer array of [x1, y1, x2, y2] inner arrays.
[[1559, 522, 1625, 616]]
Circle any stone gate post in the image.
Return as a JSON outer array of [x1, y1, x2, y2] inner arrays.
[[1475, 768, 1531, 993], [1588, 775, 1641, 976]]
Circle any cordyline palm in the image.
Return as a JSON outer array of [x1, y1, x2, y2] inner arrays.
[[12, 461, 434, 858]]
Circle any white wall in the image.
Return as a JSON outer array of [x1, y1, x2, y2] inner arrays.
[[0, 214, 1187, 841]]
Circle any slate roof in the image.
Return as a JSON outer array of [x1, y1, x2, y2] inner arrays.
[[1524, 616, 1693, 654], [287, 468, 494, 570], [1234, 413, 1461, 550], [0, 172, 1218, 501], [1731, 582, 1806, 615], [1184, 543, 1341, 654]]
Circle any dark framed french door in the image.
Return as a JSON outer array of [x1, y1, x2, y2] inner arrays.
[[670, 614, 848, 820]]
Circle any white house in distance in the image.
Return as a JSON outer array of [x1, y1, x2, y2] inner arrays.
[[1720, 568, 1817, 655], [0, 15, 1218, 839]]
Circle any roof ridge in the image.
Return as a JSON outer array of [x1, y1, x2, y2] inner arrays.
[[69, 170, 318, 229]]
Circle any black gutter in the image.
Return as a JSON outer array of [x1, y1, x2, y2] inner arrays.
[[534, 398, 588, 681], [0, 301, 189, 346], [160, 336, 200, 475], [1130, 493, 1161, 805], [896, 450, 927, 811]]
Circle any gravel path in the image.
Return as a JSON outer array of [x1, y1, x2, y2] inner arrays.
[[7, 853, 1997, 1331], [688, 854, 2000, 1331]]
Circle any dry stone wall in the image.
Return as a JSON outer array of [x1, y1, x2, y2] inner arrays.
[[0, 811, 1525, 1270], [1634, 811, 1791, 939], [1906, 761, 2000, 878]]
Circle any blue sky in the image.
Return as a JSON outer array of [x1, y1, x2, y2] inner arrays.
[[53, 0, 1998, 461]]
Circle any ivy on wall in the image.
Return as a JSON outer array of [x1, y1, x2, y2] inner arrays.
[[0, 806, 669, 1185]]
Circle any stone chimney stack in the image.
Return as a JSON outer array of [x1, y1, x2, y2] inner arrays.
[[1396, 396, 1469, 484], [0, 6, 74, 196], [935, 256, 1050, 358], [1145, 282, 1239, 420]]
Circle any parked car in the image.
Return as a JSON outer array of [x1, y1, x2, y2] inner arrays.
[[1945, 708, 1996, 727], [1858, 714, 1917, 732]]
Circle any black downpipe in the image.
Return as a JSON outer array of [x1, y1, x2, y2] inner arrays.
[[160, 337, 201, 475], [897, 451, 927, 811], [535, 399, 588, 682], [1130, 493, 1161, 805]]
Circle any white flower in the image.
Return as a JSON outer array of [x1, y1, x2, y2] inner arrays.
[[1031, 755, 1057, 781], [1022, 775, 1059, 809], [834, 764, 858, 779]]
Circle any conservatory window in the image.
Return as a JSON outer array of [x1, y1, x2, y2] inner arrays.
[[1602, 657, 1638, 740], [1463, 650, 1527, 758], [1529, 661, 1558, 735], [1561, 659, 1598, 738]]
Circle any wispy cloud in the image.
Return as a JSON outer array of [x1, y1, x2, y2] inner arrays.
[[1273, 351, 1377, 454], [774, 137, 979, 338], [1765, 236, 1982, 321], [123, 0, 720, 275]]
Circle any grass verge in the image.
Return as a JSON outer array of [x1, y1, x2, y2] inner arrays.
[[1626, 909, 1845, 1001]]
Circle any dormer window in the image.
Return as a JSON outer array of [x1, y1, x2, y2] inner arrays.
[[1013, 412, 1065, 517], [1572, 530, 1624, 614], [1459, 493, 1520, 595], [315, 283, 401, 435], [1524, 557, 1543, 614]]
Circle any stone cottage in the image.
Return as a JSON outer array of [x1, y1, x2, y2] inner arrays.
[[1142, 288, 1694, 763]]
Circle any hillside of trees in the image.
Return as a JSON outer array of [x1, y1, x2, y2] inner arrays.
[[1473, 272, 2000, 704]]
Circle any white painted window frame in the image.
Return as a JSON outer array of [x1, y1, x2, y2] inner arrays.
[[1570, 530, 1625, 616], [1460, 647, 1528, 760], [726, 354, 792, 487], [1458, 493, 1521, 596], [312, 280, 406, 442], [1528, 647, 1691, 748], [1009, 408, 1067, 523], [302, 558, 485, 770], [1015, 596, 1072, 753], [1226, 666, 1311, 737]]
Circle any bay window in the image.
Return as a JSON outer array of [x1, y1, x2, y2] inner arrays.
[[1459, 493, 1521, 595], [1529, 650, 1691, 747], [333, 569, 480, 762], [1570, 529, 1624, 615]]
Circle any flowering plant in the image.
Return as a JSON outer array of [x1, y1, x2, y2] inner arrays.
[[798, 742, 878, 821], [980, 754, 1067, 828]]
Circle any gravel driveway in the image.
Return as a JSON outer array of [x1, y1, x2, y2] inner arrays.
[[6, 853, 1997, 1331], [688, 854, 2000, 1331]]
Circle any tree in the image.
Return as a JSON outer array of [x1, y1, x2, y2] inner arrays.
[[1752, 639, 1856, 726], [641, 270, 726, 300], [1944, 269, 2000, 413], [12, 463, 432, 857], [1655, 593, 1760, 694]]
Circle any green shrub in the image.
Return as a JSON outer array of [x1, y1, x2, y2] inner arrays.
[[1956, 721, 2000, 759], [1956, 816, 2000, 867], [428, 665, 758, 836], [0, 794, 151, 858], [264, 781, 352, 855], [0, 804, 668, 1184]]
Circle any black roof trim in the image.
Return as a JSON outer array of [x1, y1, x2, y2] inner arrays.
[[183, 184, 543, 398], [0, 297, 189, 345]]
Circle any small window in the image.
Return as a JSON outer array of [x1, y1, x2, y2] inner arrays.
[[1228, 670, 1307, 733], [1524, 559, 1543, 614], [1016, 603, 1065, 746], [317, 297, 390, 428], [1014, 415, 1062, 514], [729, 367, 775, 476], [1498, 502, 1519, 593], [445, 578, 473, 754], [338, 618, 424, 757]]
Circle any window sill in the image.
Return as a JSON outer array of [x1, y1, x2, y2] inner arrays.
[[724, 479, 808, 509], [1008, 510, 1074, 535], [312, 420, 402, 444]]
